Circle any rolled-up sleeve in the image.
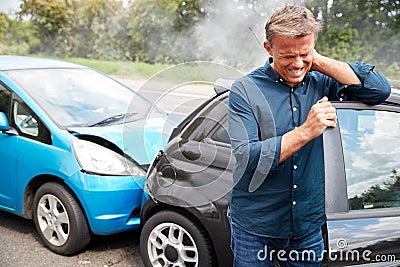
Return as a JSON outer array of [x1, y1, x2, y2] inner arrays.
[[339, 62, 391, 105]]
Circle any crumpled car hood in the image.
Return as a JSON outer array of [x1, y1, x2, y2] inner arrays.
[[68, 116, 174, 166]]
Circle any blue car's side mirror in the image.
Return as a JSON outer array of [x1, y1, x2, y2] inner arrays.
[[0, 112, 9, 131]]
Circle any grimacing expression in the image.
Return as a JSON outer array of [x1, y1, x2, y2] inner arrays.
[[264, 34, 315, 88]]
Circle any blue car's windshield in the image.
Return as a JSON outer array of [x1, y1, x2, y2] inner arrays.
[[5, 68, 159, 127]]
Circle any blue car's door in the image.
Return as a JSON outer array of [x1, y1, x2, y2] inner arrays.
[[0, 88, 53, 213], [0, 133, 18, 210], [324, 103, 400, 266], [0, 84, 17, 210]]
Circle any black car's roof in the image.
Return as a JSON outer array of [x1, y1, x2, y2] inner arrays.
[[213, 78, 400, 105], [386, 92, 400, 105], [387, 79, 400, 104]]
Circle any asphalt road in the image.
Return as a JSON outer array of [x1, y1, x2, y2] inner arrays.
[[0, 77, 216, 267], [116, 76, 216, 117], [0, 210, 143, 267]]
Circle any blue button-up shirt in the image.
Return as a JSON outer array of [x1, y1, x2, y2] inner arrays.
[[228, 58, 390, 238]]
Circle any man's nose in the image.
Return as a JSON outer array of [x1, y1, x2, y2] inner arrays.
[[292, 55, 303, 67]]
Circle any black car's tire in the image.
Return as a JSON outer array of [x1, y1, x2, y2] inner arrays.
[[32, 182, 91, 255], [140, 210, 214, 267]]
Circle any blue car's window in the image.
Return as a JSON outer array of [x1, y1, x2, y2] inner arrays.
[[11, 99, 51, 144], [5, 69, 154, 127], [14, 101, 38, 136], [338, 109, 400, 210]]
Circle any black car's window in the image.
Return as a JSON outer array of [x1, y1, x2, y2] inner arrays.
[[181, 95, 228, 142], [211, 119, 230, 144], [338, 109, 400, 210], [0, 83, 10, 117]]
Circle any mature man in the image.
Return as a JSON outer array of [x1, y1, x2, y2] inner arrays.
[[228, 4, 390, 266]]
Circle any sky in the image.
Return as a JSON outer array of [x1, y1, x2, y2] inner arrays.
[[0, 0, 21, 13]]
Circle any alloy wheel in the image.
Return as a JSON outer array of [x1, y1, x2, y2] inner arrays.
[[147, 222, 199, 267], [36, 194, 70, 247]]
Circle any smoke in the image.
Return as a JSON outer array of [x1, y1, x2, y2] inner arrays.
[[190, 0, 306, 71]]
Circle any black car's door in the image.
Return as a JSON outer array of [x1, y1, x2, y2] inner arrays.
[[324, 102, 400, 266]]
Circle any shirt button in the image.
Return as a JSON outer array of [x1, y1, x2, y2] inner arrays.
[[293, 165, 298, 170], [293, 184, 298, 189], [293, 201, 297, 205], [293, 107, 297, 112]]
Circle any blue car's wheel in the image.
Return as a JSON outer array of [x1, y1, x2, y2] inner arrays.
[[32, 182, 91, 255]]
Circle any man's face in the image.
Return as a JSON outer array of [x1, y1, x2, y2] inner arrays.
[[264, 34, 315, 87]]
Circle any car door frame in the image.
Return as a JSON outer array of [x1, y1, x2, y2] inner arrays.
[[323, 101, 400, 266], [0, 83, 18, 210]]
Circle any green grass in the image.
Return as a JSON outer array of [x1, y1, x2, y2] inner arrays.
[[28, 55, 245, 82], [10, 52, 245, 80], [59, 57, 171, 79], [59, 57, 244, 82]]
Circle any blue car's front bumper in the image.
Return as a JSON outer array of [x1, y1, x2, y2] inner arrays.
[[67, 171, 147, 235]]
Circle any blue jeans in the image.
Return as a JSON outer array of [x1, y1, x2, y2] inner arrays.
[[229, 219, 324, 267]]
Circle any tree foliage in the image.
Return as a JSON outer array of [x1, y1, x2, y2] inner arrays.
[[127, 0, 205, 63], [0, 0, 399, 78], [65, 0, 129, 59], [349, 169, 400, 209], [19, 0, 70, 53], [307, 0, 400, 75]]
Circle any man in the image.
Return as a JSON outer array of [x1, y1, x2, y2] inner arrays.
[[227, 4, 390, 266]]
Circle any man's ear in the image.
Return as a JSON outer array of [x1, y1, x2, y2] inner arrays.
[[264, 41, 272, 56]]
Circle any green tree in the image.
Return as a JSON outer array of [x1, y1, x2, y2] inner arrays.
[[307, 0, 400, 78], [127, 0, 205, 63], [317, 27, 363, 62], [19, 0, 131, 59], [0, 11, 39, 55], [19, 0, 70, 54], [0, 13, 9, 42], [64, 0, 129, 59], [349, 169, 400, 209], [0, 13, 10, 53]]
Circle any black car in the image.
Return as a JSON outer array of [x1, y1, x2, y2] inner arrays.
[[140, 79, 400, 267]]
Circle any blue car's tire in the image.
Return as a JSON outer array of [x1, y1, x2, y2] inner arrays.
[[32, 182, 91, 255]]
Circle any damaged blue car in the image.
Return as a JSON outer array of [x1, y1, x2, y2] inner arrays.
[[0, 56, 170, 255]]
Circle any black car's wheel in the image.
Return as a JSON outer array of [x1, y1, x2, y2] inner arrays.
[[32, 182, 91, 255], [140, 210, 214, 267]]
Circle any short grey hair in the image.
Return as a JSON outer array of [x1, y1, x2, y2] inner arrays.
[[265, 4, 322, 47]]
